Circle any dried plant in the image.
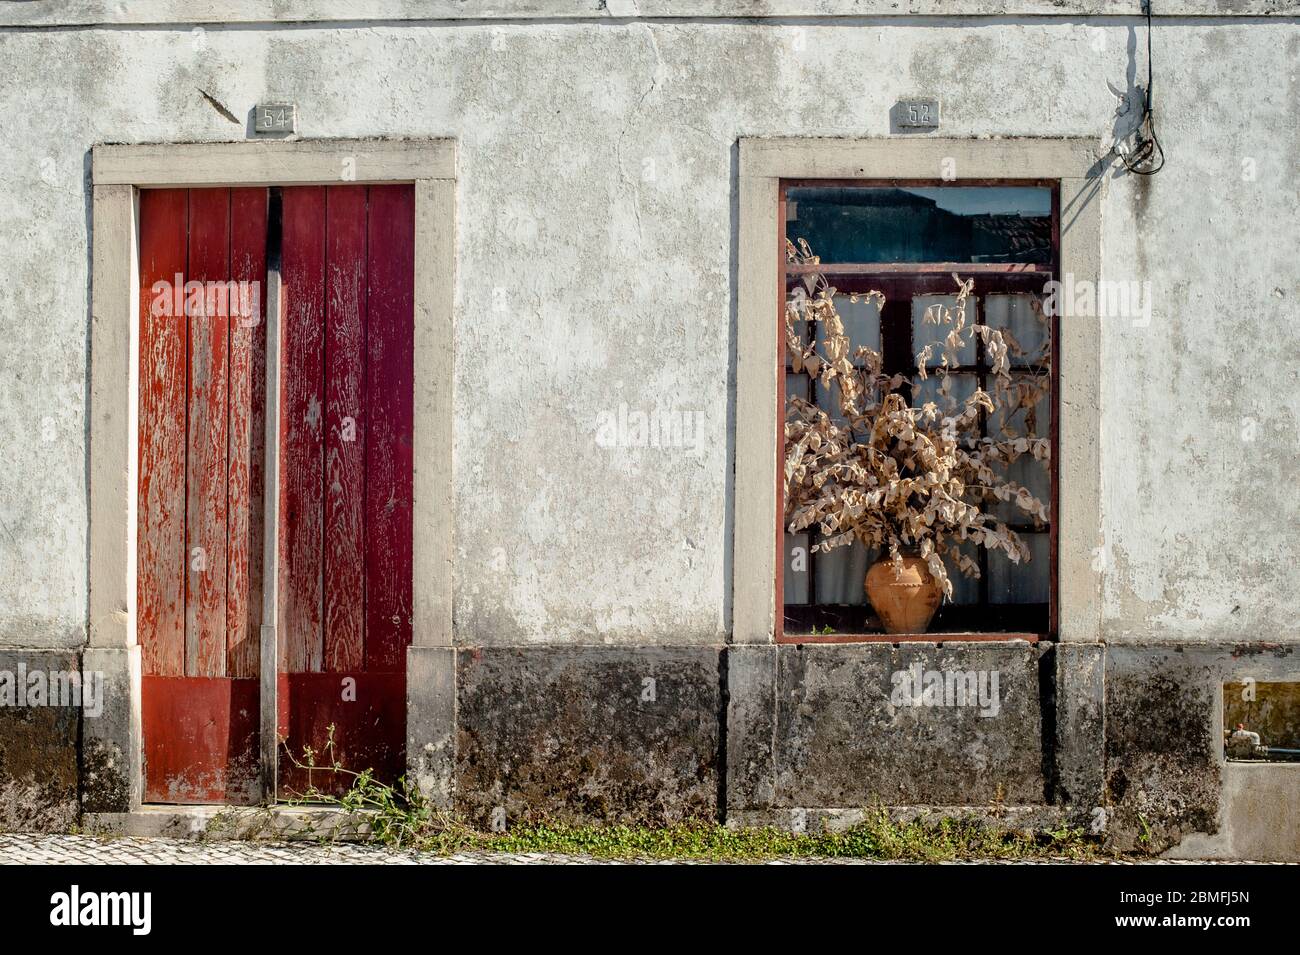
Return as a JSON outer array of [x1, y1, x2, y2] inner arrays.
[[783, 239, 1051, 599]]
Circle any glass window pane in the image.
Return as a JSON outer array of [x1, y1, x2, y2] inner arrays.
[[786, 186, 1052, 265], [945, 538, 981, 606], [813, 377, 854, 429], [786, 288, 809, 343], [913, 294, 977, 368], [987, 371, 1050, 524], [987, 452, 1051, 525], [785, 372, 810, 402], [784, 531, 810, 605], [983, 293, 1049, 363], [817, 293, 882, 359], [912, 371, 976, 414], [814, 538, 875, 605], [990, 372, 1050, 439], [988, 532, 1049, 605]]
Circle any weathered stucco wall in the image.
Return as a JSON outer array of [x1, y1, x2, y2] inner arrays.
[[0, 12, 1296, 648]]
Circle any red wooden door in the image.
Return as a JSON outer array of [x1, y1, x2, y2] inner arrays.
[[138, 187, 267, 803], [137, 184, 414, 803], [275, 184, 415, 798]]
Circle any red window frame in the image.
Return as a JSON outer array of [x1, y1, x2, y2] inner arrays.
[[775, 178, 1061, 645]]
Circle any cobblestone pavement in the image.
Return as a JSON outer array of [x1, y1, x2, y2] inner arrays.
[[0, 833, 842, 864], [0, 833, 1270, 864]]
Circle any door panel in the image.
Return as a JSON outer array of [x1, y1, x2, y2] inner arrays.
[[139, 676, 260, 804], [185, 188, 231, 678], [139, 187, 266, 804], [276, 184, 415, 798], [324, 185, 367, 673]]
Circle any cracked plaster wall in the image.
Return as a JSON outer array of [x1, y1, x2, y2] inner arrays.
[[0, 17, 1295, 648]]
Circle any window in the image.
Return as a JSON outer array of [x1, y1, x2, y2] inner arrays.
[[779, 181, 1059, 641], [732, 139, 1099, 648]]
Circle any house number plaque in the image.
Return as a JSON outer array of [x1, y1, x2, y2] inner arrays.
[[255, 102, 297, 134], [897, 99, 940, 129]]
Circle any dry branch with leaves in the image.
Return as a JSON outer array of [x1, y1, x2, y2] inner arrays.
[[783, 239, 1052, 599]]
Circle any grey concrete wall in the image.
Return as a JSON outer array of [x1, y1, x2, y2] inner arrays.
[[1167, 762, 1300, 862], [0, 15, 1296, 649], [729, 642, 1049, 812], [0, 651, 80, 830], [1103, 642, 1299, 854], [454, 646, 722, 826]]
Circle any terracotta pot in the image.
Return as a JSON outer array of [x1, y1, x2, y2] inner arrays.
[[865, 556, 942, 634]]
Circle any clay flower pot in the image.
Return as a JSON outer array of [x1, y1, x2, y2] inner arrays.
[[865, 556, 942, 634]]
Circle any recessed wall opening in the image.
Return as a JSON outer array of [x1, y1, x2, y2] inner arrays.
[[1224, 681, 1300, 763], [87, 139, 456, 817]]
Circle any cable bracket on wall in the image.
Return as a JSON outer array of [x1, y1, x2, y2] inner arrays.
[[1114, 0, 1166, 176]]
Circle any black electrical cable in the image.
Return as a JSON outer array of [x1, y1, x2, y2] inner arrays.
[[1120, 0, 1165, 175]]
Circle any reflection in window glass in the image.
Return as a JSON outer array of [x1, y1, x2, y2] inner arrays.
[[787, 186, 1052, 265]]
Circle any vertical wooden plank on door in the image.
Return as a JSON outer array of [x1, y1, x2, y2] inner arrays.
[[279, 187, 327, 675], [138, 189, 188, 677], [227, 188, 268, 679], [185, 188, 232, 678], [324, 185, 367, 673], [365, 184, 415, 672]]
